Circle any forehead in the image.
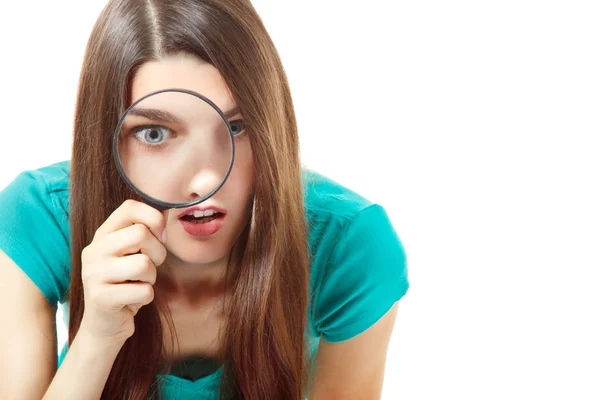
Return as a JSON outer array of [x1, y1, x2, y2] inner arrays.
[[130, 54, 236, 111]]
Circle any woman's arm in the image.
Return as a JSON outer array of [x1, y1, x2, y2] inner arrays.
[[309, 302, 399, 399], [42, 327, 123, 400], [0, 249, 57, 400], [0, 250, 123, 400]]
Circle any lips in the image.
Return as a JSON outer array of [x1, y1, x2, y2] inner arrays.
[[179, 215, 225, 237], [177, 204, 227, 237], [178, 205, 227, 219]]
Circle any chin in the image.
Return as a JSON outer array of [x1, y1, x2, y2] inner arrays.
[[166, 241, 229, 266]]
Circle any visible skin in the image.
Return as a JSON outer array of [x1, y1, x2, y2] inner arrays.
[[1, 54, 255, 399], [309, 303, 399, 399], [129, 54, 256, 272], [0, 54, 398, 399], [127, 54, 256, 361], [0, 249, 57, 400]]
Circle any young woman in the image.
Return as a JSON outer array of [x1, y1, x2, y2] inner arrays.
[[0, 0, 408, 399]]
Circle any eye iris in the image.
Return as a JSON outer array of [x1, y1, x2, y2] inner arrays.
[[145, 128, 163, 143], [231, 121, 243, 135]]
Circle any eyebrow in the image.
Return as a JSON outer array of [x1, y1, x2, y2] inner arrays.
[[128, 106, 241, 123], [128, 108, 182, 124], [224, 107, 241, 119]]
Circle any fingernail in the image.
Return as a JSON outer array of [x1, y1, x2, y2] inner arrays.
[[161, 228, 167, 243]]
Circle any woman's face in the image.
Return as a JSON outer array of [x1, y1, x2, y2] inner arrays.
[[128, 53, 255, 266]]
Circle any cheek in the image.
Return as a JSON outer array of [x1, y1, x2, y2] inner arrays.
[[229, 140, 255, 198]]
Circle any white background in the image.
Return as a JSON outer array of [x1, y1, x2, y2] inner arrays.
[[1, 1, 599, 398]]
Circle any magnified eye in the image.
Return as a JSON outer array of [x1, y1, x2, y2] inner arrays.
[[229, 119, 245, 136], [133, 126, 173, 145]]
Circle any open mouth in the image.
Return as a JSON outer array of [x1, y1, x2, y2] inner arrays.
[[179, 212, 224, 224]]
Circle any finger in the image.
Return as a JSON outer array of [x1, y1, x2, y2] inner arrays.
[[98, 282, 155, 310], [101, 253, 158, 285], [127, 304, 143, 316], [103, 223, 167, 267], [94, 199, 166, 243], [160, 209, 169, 243]]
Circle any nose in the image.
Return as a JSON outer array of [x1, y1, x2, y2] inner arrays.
[[186, 168, 224, 199], [184, 140, 231, 200], [181, 117, 233, 200]]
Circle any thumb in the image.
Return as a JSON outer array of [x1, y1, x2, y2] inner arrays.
[[127, 304, 143, 316], [161, 210, 169, 244]]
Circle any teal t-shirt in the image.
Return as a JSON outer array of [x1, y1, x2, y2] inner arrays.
[[0, 160, 409, 399]]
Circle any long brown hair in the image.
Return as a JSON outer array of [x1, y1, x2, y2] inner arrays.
[[68, 0, 310, 398]]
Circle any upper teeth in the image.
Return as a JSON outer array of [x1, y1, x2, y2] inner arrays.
[[187, 209, 216, 218]]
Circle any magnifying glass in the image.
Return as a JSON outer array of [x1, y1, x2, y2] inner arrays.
[[112, 88, 242, 211]]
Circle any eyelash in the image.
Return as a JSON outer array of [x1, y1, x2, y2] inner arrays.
[[130, 125, 173, 150], [130, 118, 246, 148], [229, 119, 246, 136]]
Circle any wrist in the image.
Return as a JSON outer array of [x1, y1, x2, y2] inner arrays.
[[74, 326, 126, 359]]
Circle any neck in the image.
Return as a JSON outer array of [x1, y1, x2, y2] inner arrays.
[[156, 252, 229, 304]]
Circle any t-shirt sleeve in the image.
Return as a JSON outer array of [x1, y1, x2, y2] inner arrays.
[[313, 204, 409, 342], [0, 171, 71, 306]]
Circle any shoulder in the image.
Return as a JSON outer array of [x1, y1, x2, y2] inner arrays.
[[0, 160, 72, 305], [11, 160, 71, 217], [24, 160, 70, 189], [302, 168, 394, 258], [302, 168, 376, 277], [302, 168, 409, 341], [22, 160, 70, 195], [302, 168, 373, 222], [1, 160, 70, 211]]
